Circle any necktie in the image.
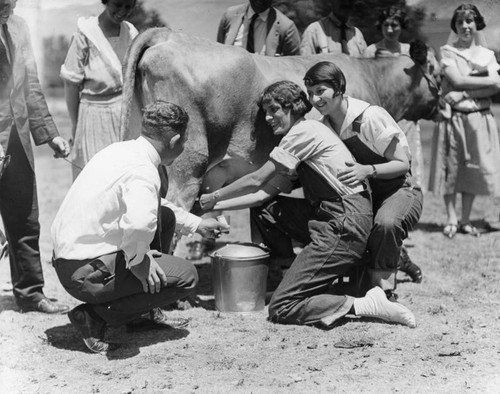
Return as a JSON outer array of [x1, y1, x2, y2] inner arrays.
[[246, 13, 259, 54], [0, 26, 11, 94], [158, 164, 169, 198], [151, 164, 169, 252], [340, 23, 350, 55]]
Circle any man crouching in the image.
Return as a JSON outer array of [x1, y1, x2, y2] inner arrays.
[[51, 102, 198, 354]]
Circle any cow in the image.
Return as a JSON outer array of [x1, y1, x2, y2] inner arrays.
[[121, 28, 440, 212]]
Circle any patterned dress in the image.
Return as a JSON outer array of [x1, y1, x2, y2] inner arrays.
[[60, 17, 138, 179]]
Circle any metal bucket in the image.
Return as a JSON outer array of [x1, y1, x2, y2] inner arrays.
[[211, 243, 270, 312]]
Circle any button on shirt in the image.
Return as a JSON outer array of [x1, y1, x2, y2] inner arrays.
[[234, 7, 270, 55], [269, 119, 364, 196], [51, 137, 200, 267]]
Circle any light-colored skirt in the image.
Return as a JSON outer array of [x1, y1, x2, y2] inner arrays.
[[72, 93, 122, 180], [428, 109, 500, 197]]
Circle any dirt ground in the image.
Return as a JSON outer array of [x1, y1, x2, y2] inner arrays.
[[1, 98, 500, 394]]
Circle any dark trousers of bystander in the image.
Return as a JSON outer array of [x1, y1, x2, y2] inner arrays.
[[0, 126, 45, 306]]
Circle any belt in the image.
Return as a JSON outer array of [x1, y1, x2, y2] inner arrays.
[[452, 107, 490, 114]]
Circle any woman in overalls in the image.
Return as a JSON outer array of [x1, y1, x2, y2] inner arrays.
[[304, 61, 423, 297], [200, 81, 415, 328]]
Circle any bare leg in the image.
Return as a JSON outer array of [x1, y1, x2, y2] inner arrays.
[[444, 193, 458, 225], [461, 192, 475, 224]]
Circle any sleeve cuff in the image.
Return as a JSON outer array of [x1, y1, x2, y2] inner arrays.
[[160, 198, 202, 236], [178, 213, 202, 236], [269, 147, 300, 171], [60, 65, 84, 85]]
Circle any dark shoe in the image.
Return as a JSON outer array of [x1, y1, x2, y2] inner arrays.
[[398, 247, 423, 283], [68, 304, 114, 354], [459, 223, 481, 237], [127, 307, 190, 331], [19, 297, 70, 314]]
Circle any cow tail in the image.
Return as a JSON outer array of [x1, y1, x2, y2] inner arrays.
[[120, 28, 171, 140]]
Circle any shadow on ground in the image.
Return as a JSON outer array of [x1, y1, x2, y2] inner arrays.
[[0, 294, 18, 312], [414, 219, 499, 234], [45, 323, 190, 360]]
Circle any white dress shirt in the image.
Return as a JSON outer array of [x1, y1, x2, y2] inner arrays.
[[51, 136, 200, 267]]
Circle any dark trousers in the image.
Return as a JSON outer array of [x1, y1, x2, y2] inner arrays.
[[368, 186, 423, 290], [0, 126, 45, 305], [53, 207, 198, 327], [266, 192, 373, 327]]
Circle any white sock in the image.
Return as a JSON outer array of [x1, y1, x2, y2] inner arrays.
[[353, 287, 416, 328]]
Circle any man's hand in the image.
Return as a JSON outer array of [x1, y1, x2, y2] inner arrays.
[[48, 136, 71, 158], [196, 217, 229, 238], [130, 250, 167, 294], [338, 161, 370, 187]]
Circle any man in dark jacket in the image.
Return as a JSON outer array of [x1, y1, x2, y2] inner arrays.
[[217, 0, 300, 56]]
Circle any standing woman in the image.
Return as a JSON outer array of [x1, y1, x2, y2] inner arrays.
[[429, 4, 500, 237], [304, 61, 423, 295], [61, 0, 138, 179]]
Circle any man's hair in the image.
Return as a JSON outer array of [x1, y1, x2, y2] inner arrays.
[[259, 81, 312, 118], [141, 101, 189, 144], [450, 3, 486, 33], [376, 6, 409, 31], [304, 61, 347, 96]]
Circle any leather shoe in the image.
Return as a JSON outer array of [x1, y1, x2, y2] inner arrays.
[[68, 304, 115, 354], [127, 307, 190, 331], [398, 247, 423, 283], [19, 297, 70, 314]]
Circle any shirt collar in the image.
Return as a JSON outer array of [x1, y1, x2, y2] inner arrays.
[[339, 97, 371, 134], [137, 136, 161, 167], [328, 12, 352, 28], [248, 6, 270, 22]]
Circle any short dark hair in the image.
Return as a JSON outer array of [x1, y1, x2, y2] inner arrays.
[[303, 61, 347, 95], [450, 3, 486, 33], [141, 101, 189, 144], [259, 81, 312, 119], [376, 6, 409, 31]]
